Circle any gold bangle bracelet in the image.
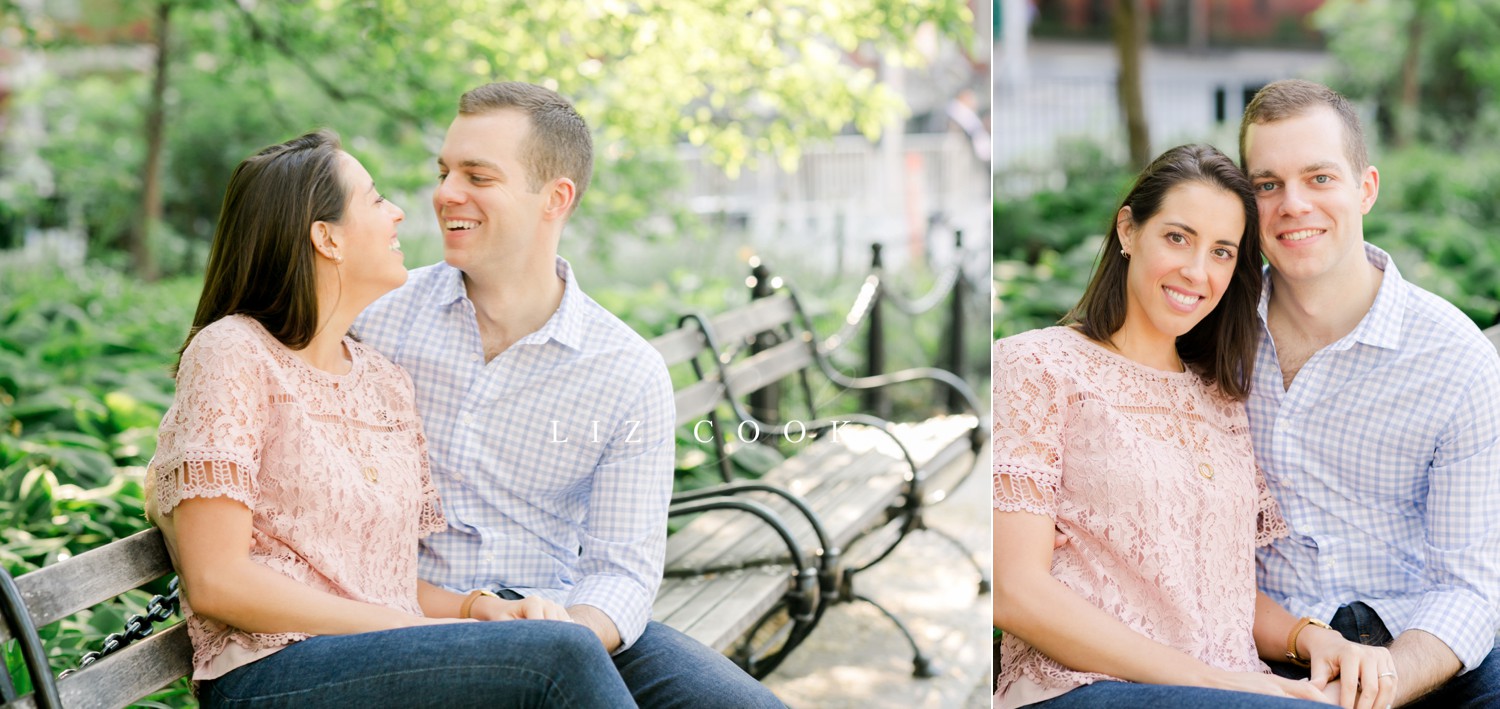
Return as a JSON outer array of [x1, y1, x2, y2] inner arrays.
[[459, 589, 500, 619], [1285, 616, 1333, 667]]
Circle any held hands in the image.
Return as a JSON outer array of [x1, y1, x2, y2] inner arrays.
[[471, 595, 572, 623], [1302, 628, 1399, 709], [1203, 669, 1334, 704]]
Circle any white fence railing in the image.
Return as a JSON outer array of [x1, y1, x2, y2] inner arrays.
[[673, 131, 990, 273]]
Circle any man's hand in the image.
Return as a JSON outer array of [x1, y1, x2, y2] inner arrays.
[[1387, 629, 1462, 706], [567, 604, 622, 653], [473, 595, 571, 622]]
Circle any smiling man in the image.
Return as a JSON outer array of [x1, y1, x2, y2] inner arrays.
[[1240, 79, 1500, 707], [354, 82, 782, 708]]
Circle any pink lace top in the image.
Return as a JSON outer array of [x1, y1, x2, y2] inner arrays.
[[993, 327, 1288, 707], [147, 315, 446, 680]]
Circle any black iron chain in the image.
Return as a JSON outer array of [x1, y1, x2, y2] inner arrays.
[[59, 577, 180, 678]]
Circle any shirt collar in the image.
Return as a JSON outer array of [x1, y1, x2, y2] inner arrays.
[[1256, 242, 1406, 351], [1348, 243, 1405, 349], [427, 257, 585, 352], [532, 257, 585, 351]]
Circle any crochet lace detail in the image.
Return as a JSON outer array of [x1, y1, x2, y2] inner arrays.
[[993, 327, 1288, 699], [148, 316, 446, 677]]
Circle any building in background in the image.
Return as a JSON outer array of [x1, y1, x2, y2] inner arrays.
[[994, 0, 1334, 194]]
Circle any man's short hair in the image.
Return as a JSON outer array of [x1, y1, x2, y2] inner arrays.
[[459, 82, 593, 212], [1239, 79, 1369, 176]]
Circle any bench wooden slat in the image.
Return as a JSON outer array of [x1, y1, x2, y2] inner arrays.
[[664, 444, 861, 571], [658, 571, 790, 652], [707, 295, 797, 346], [10, 622, 191, 709], [724, 339, 814, 397], [674, 380, 725, 426], [664, 417, 980, 577], [651, 576, 713, 623], [666, 449, 906, 589], [2, 529, 172, 645], [650, 326, 707, 367]]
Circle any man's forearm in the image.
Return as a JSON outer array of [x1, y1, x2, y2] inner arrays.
[[1390, 628, 1462, 706], [567, 603, 622, 653]]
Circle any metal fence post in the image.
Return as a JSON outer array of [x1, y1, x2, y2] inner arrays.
[[748, 259, 779, 432], [947, 230, 967, 410], [863, 244, 890, 419]]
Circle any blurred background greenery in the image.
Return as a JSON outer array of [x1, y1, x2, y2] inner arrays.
[[0, 0, 992, 702], [993, 0, 1500, 340]]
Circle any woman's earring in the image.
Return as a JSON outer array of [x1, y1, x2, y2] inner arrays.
[[334, 252, 344, 264], [1120, 249, 1130, 260]]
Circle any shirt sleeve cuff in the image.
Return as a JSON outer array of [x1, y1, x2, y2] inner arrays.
[[566, 576, 655, 653], [1408, 589, 1499, 673]]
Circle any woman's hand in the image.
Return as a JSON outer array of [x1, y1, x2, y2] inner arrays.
[[1203, 669, 1334, 704], [471, 595, 572, 622], [1302, 628, 1398, 709]]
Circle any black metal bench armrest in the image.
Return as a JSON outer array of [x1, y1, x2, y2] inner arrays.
[[667, 496, 821, 625], [673, 481, 841, 603], [1, 571, 61, 709], [815, 363, 983, 422]]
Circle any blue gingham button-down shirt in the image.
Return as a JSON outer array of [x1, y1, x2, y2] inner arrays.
[[1251, 243, 1500, 672], [353, 258, 675, 650]]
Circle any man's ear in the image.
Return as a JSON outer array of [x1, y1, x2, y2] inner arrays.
[[542, 177, 577, 221], [1358, 165, 1380, 215]]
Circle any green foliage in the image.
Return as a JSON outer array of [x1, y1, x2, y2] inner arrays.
[[993, 146, 1132, 338], [2, 0, 973, 275], [0, 260, 197, 705], [1362, 146, 1500, 325], [1315, 0, 1500, 148]]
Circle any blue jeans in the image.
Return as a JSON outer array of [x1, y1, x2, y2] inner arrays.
[[1267, 602, 1500, 709], [1032, 682, 1328, 708], [611, 620, 785, 709], [199, 620, 634, 708]]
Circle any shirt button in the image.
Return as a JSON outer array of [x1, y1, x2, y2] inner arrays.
[[461, 413, 475, 426]]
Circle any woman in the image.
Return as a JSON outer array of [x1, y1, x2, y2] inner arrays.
[[993, 145, 1397, 709], [145, 131, 635, 707]]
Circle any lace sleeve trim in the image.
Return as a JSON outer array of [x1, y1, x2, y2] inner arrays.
[[154, 455, 258, 517], [993, 464, 1057, 518], [1254, 468, 1289, 547]]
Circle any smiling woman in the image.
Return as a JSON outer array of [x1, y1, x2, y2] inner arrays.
[[992, 143, 1396, 709]]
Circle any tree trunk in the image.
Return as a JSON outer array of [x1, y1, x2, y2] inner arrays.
[[1114, 0, 1151, 169], [1394, 0, 1427, 149], [134, 0, 170, 281]]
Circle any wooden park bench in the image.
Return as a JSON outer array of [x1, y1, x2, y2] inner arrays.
[[2, 528, 187, 709], [2, 244, 988, 707], [647, 250, 988, 678]]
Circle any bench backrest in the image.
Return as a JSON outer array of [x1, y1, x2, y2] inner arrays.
[[649, 293, 814, 418], [3, 528, 191, 709]]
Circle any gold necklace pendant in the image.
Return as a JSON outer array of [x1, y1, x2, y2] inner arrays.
[[1197, 462, 1215, 481], [362, 466, 379, 484]]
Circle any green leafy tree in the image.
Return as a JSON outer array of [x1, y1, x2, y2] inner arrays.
[[1315, 0, 1500, 149], [2, 0, 973, 276]]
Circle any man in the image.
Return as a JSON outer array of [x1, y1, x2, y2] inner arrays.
[[355, 82, 783, 708], [1240, 78, 1500, 707]]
